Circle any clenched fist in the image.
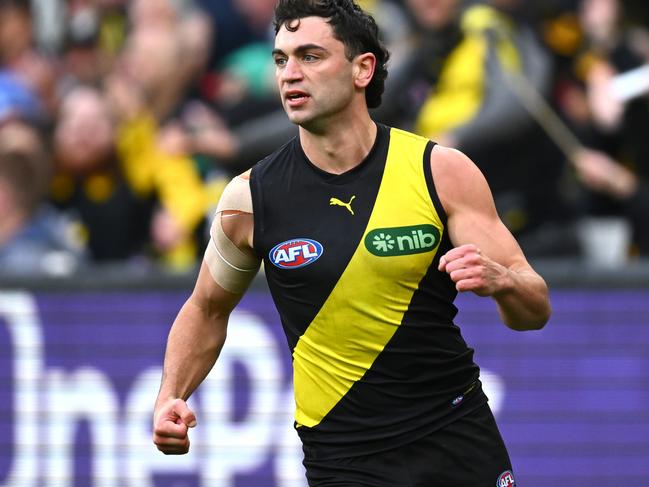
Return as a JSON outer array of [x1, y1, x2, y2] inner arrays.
[[438, 244, 509, 297], [153, 398, 197, 455]]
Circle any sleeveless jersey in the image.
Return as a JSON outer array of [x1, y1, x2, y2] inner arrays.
[[250, 124, 487, 459]]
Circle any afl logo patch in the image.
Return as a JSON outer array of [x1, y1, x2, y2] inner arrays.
[[496, 470, 516, 487], [270, 238, 323, 269]]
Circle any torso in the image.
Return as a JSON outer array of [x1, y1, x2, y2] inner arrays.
[[250, 124, 486, 458]]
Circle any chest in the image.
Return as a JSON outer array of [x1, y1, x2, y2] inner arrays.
[[258, 174, 443, 292]]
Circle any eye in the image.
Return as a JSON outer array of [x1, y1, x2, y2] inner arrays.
[[274, 57, 287, 67], [303, 54, 318, 62]]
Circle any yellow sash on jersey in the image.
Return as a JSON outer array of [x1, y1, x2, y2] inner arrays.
[[292, 128, 445, 427]]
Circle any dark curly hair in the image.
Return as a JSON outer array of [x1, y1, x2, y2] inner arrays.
[[274, 0, 390, 109]]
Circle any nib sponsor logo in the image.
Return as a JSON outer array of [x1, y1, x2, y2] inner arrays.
[[270, 238, 323, 269], [365, 224, 441, 256]]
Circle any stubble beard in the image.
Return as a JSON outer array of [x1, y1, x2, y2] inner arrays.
[[286, 94, 351, 135]]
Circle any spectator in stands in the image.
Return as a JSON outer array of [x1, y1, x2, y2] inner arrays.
[[58, 4, 112, 91], [50, 85, 154, 263], [119, 0, 239, 173], [0, 121, 80, 275], [4, 0, 647, 270], [377, 0, 577, 256], [52, 85, 216, 269], [568, 0, 649, 255], [378, 0, 549, 145], [573, 147, 649, 254], [0, 0, 57, 119], [197, 0, 275, 69], [119, 24, 186, 122], [0, 70, 45, 126]]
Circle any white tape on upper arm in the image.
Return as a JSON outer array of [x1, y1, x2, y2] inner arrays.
[[204, 175, 259, 293], [214, 175, 253, 214]]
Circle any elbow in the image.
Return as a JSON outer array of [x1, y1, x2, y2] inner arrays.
[[497, 272, 551, 331], [508, 318, 548, 332], [505, 303, 552, 332]]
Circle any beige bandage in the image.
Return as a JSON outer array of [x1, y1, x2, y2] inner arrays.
[[214, 174, 253, 213], [204, 175, 260, 293]]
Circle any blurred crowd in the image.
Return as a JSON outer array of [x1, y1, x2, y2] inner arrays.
[[0, 0, 648, 276]]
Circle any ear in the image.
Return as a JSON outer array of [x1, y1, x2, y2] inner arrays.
[[352, 53, 376, 89]]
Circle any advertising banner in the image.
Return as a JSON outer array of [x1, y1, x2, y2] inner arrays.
[[1, 289, 648, 486]]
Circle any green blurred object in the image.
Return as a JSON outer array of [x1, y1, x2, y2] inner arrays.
[[221, 42, 275, 96]]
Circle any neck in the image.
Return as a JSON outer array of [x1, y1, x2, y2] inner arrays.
[[299, 108, 377, 175]]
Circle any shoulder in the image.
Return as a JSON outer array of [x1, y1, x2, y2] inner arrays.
[[385, 125, 434, 163], [429, 145, 493, 214], [430, 145, 484, 184], [217, 170, 252, 214], [387, 125, 430, 145]]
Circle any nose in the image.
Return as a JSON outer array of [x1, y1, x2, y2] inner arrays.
[[280, 57, 303, 82]]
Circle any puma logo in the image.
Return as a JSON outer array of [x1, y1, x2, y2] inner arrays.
[[329, 196, 356, 215]]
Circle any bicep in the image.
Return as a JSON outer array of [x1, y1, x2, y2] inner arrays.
[[448, 197, 528, 270], [202, 172, 261, 294], [434, 146, 529, 269], [189, 261, 246, 321]]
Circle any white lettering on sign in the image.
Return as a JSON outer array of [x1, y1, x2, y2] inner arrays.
[[0, 292, 41, 486], [481, 369, 505, 417], [0, 293, 307, 486], [124, 368, 199, 486], [0, 291, 504, 485], [44, 368, 119, 486], [202, 311, 285, 486]]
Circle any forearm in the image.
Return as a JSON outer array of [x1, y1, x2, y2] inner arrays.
[[435, 148, 551, 331], [156, 296, 227, 408], [493, 267, 551, 331]]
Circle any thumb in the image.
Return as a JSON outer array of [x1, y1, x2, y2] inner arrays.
[[171, 398, 197, 428], [438, 254, 447, 272]]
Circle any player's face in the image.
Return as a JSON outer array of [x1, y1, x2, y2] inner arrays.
[[273, 16, 357, 130]]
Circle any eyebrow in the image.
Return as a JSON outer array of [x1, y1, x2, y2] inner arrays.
[[272, 44, 329, 57]]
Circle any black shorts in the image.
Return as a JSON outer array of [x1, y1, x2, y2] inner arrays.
[[302, 403, 515, 487]]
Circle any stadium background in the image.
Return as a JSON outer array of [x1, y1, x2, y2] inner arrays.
[[2, 263, 649, 486], [2, 0, 649, 485]]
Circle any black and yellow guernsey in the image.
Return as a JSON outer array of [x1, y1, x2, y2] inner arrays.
[[250, 123, 487, 459]]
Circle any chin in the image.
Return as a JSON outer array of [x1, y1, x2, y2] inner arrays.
[[287, 112, 313, 127]]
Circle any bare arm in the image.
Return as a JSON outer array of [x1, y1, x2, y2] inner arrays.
[[433, 146, 551, 330], [152, 264, 242, 454], [153, 174, 259, 454]]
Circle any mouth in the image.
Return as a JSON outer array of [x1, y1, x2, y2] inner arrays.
[[284, 90, 309, 106]]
